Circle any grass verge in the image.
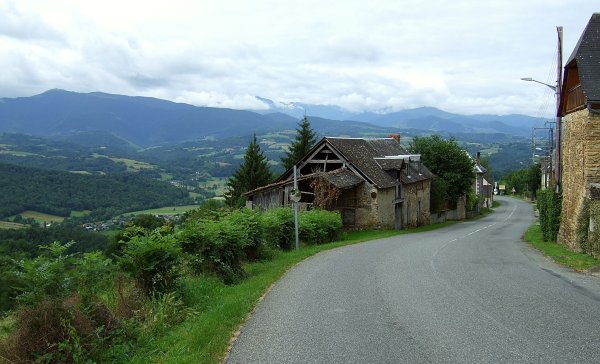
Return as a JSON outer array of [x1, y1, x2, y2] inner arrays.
[[523, 223, 600, 271], [128, 221, 458, 364]]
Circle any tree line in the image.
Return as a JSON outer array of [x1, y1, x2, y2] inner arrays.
[[0, 163, 191, 219]]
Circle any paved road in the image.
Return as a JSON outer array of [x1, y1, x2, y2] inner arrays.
[[227, 197, 600, 363]]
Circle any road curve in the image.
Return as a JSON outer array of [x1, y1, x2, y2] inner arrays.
[[227, 197, 600, 363]]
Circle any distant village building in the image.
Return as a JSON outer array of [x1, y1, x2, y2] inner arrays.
[[557, 13, 600, 253], [245, 136, 434, 229], [473, 152, 493, 209]]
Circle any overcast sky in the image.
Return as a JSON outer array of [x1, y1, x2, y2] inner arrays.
[[1, 1, 597, 117]]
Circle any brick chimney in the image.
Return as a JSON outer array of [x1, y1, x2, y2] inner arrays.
[[389, 133, 401, 143], [476, 151, 481, 165]]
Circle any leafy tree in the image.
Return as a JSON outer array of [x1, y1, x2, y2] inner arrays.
[[527, 163, 542, 198], [129, 214, 165, 230], [281, 116, 317, 170], [409, 135, 475, 204], [225, 135, 273, 208]]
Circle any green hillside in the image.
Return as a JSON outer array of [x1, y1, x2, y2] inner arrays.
[[0, 163, 191, 220]]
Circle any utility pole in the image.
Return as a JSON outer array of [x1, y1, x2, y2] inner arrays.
[[555, 26, 563, 191], [293, 165, 300, 250]]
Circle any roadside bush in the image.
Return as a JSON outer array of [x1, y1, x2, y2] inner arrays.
[[142, 291, 197, 335], [466, 188, 480, 212], [299, 210, 343, 244], [179, 214, 249, 284], [261, 208, 294, 250], [228, 209, 274, 261], [118, 227, 182, 295], [537, 189, 562, 242]]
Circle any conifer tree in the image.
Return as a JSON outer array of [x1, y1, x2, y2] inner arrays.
[[225, 134, 273, 207], [281, 116, 317, 170]]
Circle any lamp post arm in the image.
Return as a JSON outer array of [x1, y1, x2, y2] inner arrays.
[[520, 77, 557, 91]]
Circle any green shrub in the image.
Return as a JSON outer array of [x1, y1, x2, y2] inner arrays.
[[142, 292, 197, 335], [227, 209, 274, 261], [261, 208, 294, 250], [179, 214, 249, 284], [577, 199, 590, 253], [118, 227, 182, 295], [299, 210, 343, 244], [466, 188, 480, 212], [12, 241, 77, 306], [537, 189, 562, 242], [76, 251, 114, 306]]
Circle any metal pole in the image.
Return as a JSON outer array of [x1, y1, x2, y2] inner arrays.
[[293, 165, 299, 250]]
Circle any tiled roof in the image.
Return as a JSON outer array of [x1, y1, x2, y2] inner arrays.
[[320, 168, 364, 189], [326, 137, 433, 188], [566, 13, 600, 102]]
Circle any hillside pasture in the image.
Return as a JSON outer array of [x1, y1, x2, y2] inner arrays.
[[16, 211, 64, 224], [0, 150, 41, 157], [0, 221, 26, 230], [93, 154, 156, 172], [198, 177, 228, 196], [123, 205, 200, 216]]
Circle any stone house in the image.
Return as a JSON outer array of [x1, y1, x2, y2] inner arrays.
[[473, 152, 493, 210], [245, 136, 434, 229], [557, 13, 600, 252]]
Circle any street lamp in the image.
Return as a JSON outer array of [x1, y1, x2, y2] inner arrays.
[[520, 77, 556, 91]]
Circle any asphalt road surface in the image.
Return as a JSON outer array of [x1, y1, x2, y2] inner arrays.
[[227, 196, 600, 363]]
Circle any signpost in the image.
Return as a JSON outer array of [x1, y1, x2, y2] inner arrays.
[[292, 165, 300, 250]]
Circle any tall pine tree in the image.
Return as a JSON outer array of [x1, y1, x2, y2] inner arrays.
[[225, 134, 273, 207], [281, 116, 317, 170]]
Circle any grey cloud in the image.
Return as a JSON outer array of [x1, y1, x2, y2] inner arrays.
[[125, 74, 171, 89], [0, 1, 65, 43]]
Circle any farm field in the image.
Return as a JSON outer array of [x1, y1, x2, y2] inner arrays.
[[16, 211, 65, 224], [0, 221, 26, 230], [93, 154, 156, 172], [70, 210, 91, 218], [198, 177, 228, 196], [123, 205, 200, 216]]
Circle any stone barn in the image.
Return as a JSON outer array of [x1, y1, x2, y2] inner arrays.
[[245, 137, 434, 229], [557, 13, 600, 252]]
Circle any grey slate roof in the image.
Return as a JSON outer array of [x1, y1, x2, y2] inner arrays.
[[566, 13, 600, 102], [326, 137, 433, 188]]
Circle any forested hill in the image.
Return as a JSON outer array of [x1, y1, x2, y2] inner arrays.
[[0, 163, 190, 219]]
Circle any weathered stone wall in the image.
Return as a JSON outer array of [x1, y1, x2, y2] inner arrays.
[[403, 180, 431, 227], [337, 182, 381, 229], [335, 180, 431, 229], [559, 109, 600, 250]]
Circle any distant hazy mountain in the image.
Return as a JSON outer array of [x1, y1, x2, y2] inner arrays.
[[0, 90, 293, 147], [0, 90, 546, 148], [253, 98, 548, 137]]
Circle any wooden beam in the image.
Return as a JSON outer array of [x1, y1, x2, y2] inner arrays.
[[306, 159, 343, 163]]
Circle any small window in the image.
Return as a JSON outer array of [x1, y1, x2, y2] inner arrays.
[[342, 208, 356, 225]]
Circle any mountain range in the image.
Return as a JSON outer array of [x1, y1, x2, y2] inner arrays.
[[0, 89, 547, 147]]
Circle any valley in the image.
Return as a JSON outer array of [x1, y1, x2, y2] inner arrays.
[[0, 90, 541, 227]]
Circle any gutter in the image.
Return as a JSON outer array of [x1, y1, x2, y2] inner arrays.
[[587, 103, 600, 115]]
